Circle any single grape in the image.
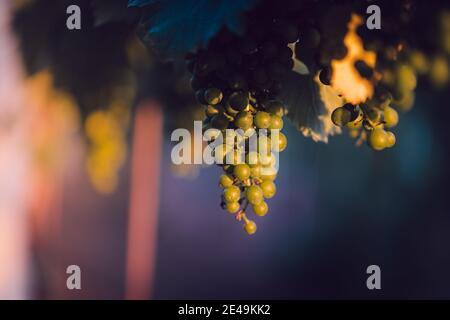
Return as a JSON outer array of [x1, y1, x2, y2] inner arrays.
[[397, 64, 417, 91], [385, 131, 396, 148], [331, 107, 351, 126], [253, 201, 268, 217], [260, 180, 276, 199], [225, 105, 239, 117], [204, 88, 223, 105], [219, 174, 234, 188], [223, 185, 240, 203], [261, 170, 277, 181], [355, 60, 374, 79], [226, 201, 240, 213], [246, 185, 263, 205], [274, 21, 299, 43], [409, 50, 429, 75], [254, 111, 271, 129], [346, 111, 363, 129], [269, 115, 284, 130], [244, 219, 257, 235], [258, 136, 272, 157], [260, 152, 275, 167], [265, 100, 285, 117], [366, 107, 381, 123], [234, 164, 251, 181], [234, 111, 253, 130], [300, 26, 321, 48], [246, 152, 260, 166], [368, 128, 388, 151], [383, 105, 399, 128], [319, 67, 332, 85], [250, 165, 262, 178], [332, 43, 348, 60], [211, 114, 229, 130], [228, 91, 249, 111], [272, 132, 287, 152]]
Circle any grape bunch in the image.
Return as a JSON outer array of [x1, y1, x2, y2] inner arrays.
[[330, 94, 398, 151], [185, 20, 297, 234]]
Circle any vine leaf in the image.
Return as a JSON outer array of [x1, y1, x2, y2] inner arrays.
[[129, 0, 259, 56], [280, 71, 344, 143]]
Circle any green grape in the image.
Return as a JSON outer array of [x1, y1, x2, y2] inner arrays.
[[244, 219, 257, 235], [250, 165, 262, 178], [219, 174, 234, 188], [223, 185, 241, 203], [260, 180, 276, 199], [385, 131, 396, 148], [261, 171, 277, 181], [226, 202, 240, 213], [409, 50, 429, 75], [254, 111, 271, 129], [203, 128, 221, 141], [234, 111, 253, 130], [368, 128, 388, 151], [228, 91, 249, 111], [272, 132, 287, 152], [265, 100, 285, 116], [383, 105, 399, 128], [331, 107, 351, 126], [397, 64, 417, 91], [246, 151, 260, 166], [258, 136, 272, 159], [204, 88, 223, 105], [246, 185, 263, 205], [253, 201, 268, 217], [223, 164, 233, 174], [269, 115, 284, 130], [346, 109, 363, 129], [366, 107, 381, 123], [211, 114, 229, 130], [234, 164, 251, 180]]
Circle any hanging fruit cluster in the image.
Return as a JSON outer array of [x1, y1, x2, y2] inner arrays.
[[186, 18, 297, 234]]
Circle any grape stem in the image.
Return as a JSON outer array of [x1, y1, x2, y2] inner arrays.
[[235, 198, 249, 221]]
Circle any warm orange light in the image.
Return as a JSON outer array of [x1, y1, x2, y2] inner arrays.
[[331, 14, 376, 104]]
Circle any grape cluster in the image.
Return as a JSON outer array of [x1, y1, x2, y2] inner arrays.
[[186, 21, 297, 234], [330, 95, 398, 151]]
